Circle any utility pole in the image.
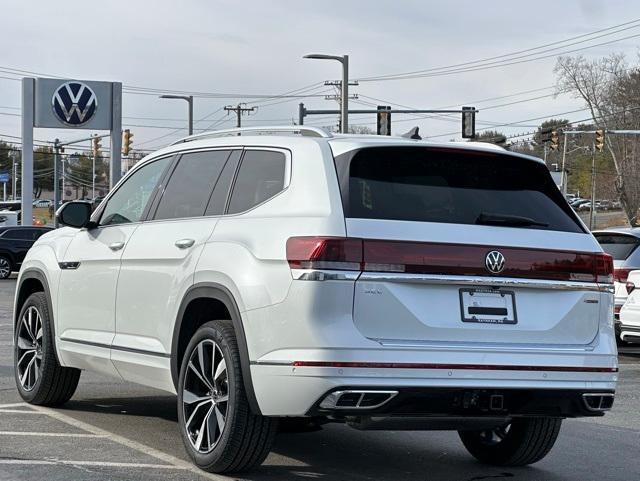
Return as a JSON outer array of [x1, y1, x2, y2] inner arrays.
[[561, 133, 568, 195], [590, 143, 596, 230], [224, 104, 256, 128], [11, 151, 17, 201], [53, 139, 60, 227]]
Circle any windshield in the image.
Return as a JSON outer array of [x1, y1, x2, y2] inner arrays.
[[333, 146, 584, 233]]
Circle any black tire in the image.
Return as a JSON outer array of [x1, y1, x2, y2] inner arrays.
[[0, 255, 12, 279], [177, 320, 278, 473], [459, 417, 562, 466], [14, 292, 81, 405]]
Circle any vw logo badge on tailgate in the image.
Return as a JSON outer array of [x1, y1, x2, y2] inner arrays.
[[52, 81, 97, 126], [485, 250, 506, 274]]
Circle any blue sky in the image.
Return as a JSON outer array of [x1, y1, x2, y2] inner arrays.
[[1, 0, 639, 151]]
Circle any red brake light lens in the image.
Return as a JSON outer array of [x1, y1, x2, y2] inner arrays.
[[614, 268, 632, 283], [286, 237, 363, 270]]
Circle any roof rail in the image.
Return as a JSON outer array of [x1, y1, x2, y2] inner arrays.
[[171, 126, 332, 145]]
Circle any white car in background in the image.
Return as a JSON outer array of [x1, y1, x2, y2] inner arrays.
[[619, 270, 640, 343]]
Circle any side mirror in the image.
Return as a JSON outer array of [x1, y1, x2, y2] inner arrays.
[[56, 201, 92, 228]]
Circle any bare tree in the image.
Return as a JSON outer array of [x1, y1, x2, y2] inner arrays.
[[555, 54, 639, 224]]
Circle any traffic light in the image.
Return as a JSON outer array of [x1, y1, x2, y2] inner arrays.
[[92, 136, 102, 157], [550, 130, 559, 151], [595, 129, 605, 152], [122, 129, 133, 155], [461, 106, 476, 139], [376, 106, 391, 136]]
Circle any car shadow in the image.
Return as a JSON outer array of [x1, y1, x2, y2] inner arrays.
[[61, 395, 178, 423]]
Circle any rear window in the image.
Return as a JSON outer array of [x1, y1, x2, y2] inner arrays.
[[334, 146, 583, 233], [594, 233, 640, 260]]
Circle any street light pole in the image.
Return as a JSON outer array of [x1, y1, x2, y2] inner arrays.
[[159, 94, 194, 135], [303, 53, 349, 133]]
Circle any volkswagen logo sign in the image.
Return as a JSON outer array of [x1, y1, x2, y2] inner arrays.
[[52, 81, 97, 126], [485, 250, 506, 274]]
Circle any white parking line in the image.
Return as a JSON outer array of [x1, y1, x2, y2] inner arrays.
[[0, 403, 30, 409], [29, 404, 231, 481], [0, 409, 48, 414], [0, 459, 186, 469], [0, 431, 106, 438]]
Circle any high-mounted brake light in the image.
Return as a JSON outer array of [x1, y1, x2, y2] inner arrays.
[[287, 237, 614, 284]]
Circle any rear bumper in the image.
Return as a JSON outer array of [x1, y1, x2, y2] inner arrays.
[[250, 359, 618, 416], [308, 387, 615, 419], [620, 324, 640, 343]]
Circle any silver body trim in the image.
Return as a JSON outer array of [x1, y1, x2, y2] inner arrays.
[[172, 126, 332, 145], [290, 268, 613, 293]]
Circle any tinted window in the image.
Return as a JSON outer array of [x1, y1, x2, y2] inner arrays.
[[594, 234, 640, 260], [227, 150, 286, 214], [205, 150, 242, 216], [3, 229, 40, 240], [154, 151, 231, 220], [336, 147, 583, 233], [100, 157, 171, 226]]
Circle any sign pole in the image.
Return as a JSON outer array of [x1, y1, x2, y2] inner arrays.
[[110, 82, 122, 189], [21, 78, 34, 226]]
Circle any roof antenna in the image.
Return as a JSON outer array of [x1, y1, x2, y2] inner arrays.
[[401, 126, 421, 140]]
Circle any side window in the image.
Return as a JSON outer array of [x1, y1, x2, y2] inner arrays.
[[154, 150, 231, 220], [100, 157, 171, 226], [4, 229, 35, 240], [227, 150, 286, 215], [205, 150, 242, 216]]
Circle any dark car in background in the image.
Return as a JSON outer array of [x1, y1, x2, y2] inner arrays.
[[0, 226, 52, 279]]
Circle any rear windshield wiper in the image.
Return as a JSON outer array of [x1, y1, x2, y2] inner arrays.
[[475, 212, 549, 228]]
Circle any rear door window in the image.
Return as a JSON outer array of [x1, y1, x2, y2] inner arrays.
[[334, 146, 584, 233], [153, 150, 232, 220], [227, 150, 286, 214], [594, 233, 640, 260]]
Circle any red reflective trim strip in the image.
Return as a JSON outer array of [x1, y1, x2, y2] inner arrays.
[[292, 361, 618, 373]]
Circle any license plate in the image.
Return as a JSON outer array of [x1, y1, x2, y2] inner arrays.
[[459, 288, 517, 325]]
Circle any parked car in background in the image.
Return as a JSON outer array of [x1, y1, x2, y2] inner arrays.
[[0, 226, 53, 279], [619, 269, 640, 344], [32, 199, 52, 208], [577, 201, 592, 211], [593, 228, 640, 339]]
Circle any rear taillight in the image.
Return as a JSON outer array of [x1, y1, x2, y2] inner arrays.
[[287, 237, 614, 284], [286, 237, 363, 270], [614, 268, 632, 283], [626, 282, 636, 295]]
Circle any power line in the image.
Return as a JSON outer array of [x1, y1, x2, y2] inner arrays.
[[359, 18, 640, 81]]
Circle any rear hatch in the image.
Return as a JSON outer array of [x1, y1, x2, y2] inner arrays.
[[333, 145, 612, 347]]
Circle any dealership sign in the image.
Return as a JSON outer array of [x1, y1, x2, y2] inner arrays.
[[33, 78, 113, 130]]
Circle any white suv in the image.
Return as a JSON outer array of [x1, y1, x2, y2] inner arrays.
[[14, 126, 618, 473]]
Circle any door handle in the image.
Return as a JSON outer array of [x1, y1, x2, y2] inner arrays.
[[109, 241, 125, 251], [175, 238, 195, 249]]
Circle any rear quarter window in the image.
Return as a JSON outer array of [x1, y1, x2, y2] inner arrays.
[[334, 146, 584, 233]]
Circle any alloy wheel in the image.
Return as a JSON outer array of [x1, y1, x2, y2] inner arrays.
[[478, 424, 512, 445], [0, 257, 10, 278], [182, 339, 229, 454], [16, 306, 43, 391]]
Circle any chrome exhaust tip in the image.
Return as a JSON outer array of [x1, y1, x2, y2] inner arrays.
[[319, 390, 398, 410], [582, 393, 614, 412]]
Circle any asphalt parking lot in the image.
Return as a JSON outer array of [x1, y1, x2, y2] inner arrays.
[[1, 278, 639, 481]]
